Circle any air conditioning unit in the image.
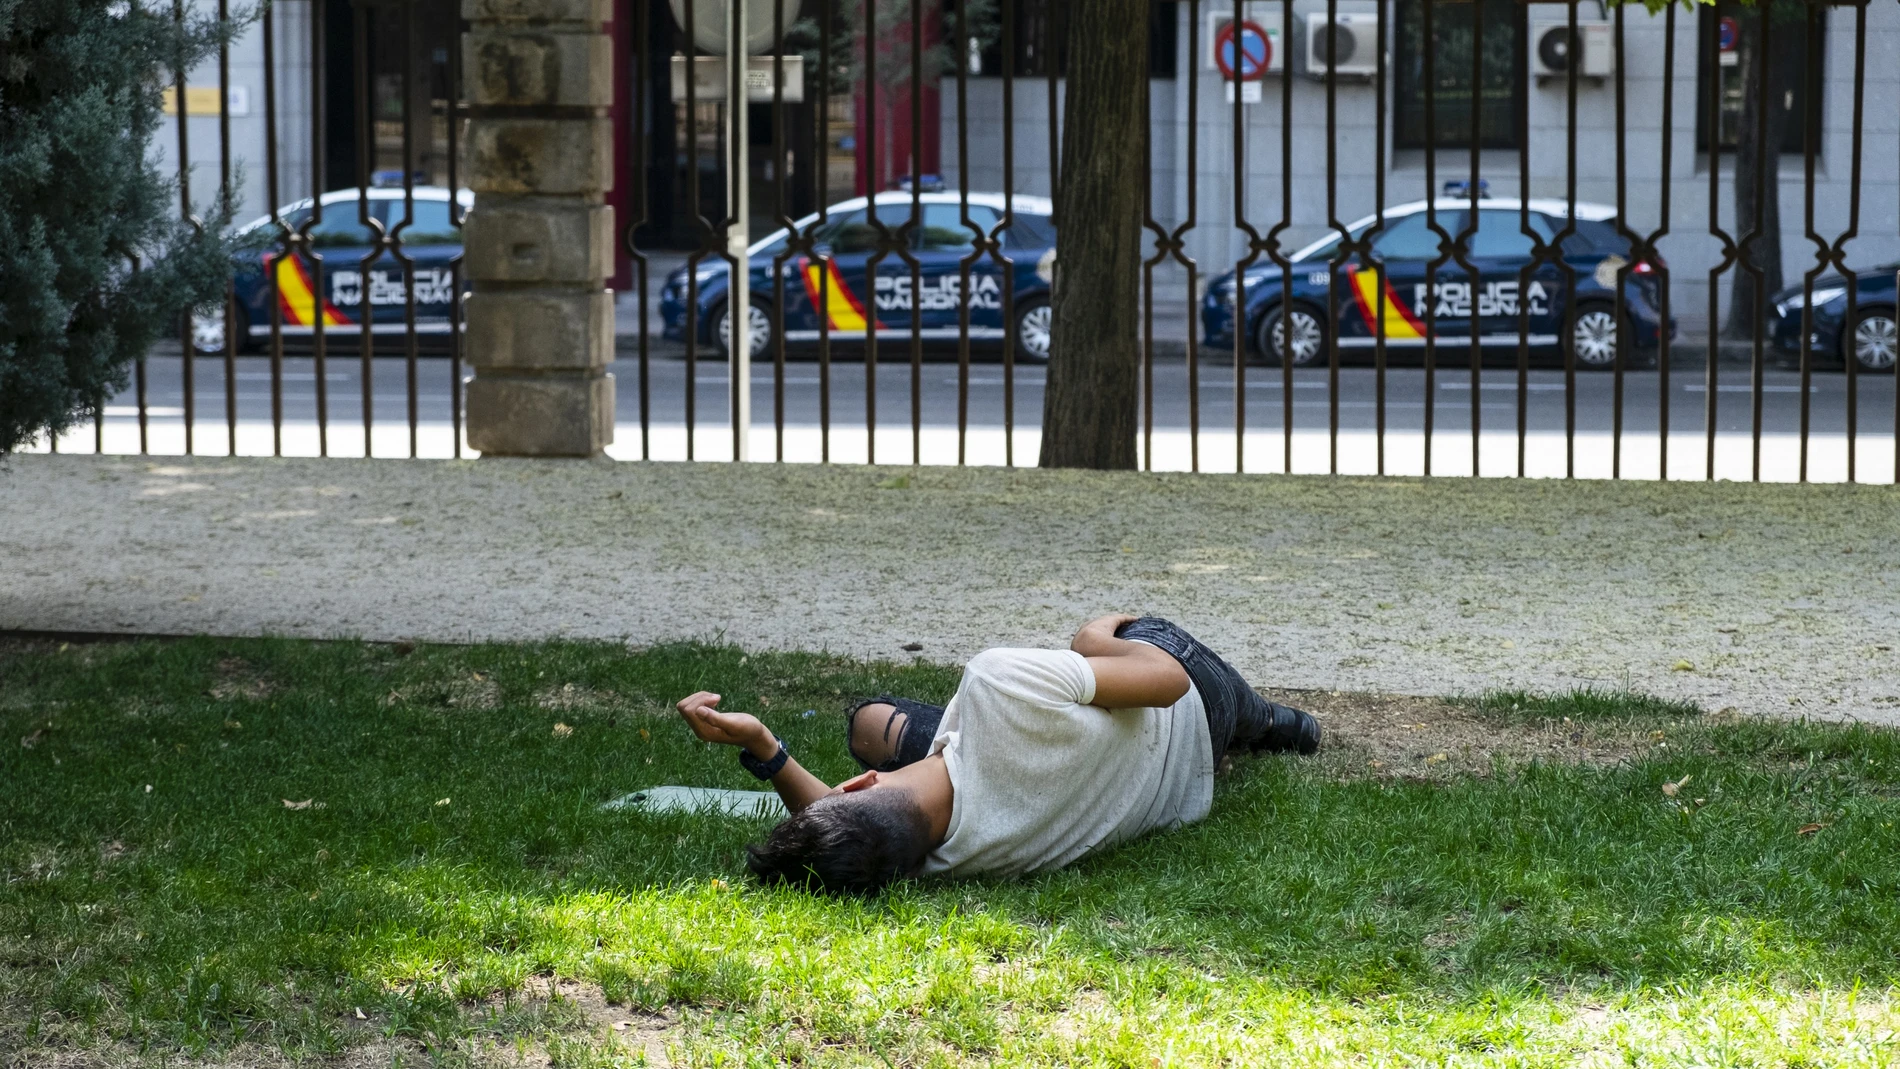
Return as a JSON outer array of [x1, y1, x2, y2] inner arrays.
[[1530, 21, 1615, 80], [1304, 12, 1380, 80]]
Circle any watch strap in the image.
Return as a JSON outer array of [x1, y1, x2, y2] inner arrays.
[[738, 737, 790, 780]]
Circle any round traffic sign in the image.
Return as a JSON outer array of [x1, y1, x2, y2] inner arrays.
[[1717, 16, 1739, 52], [1214, 20, 1272, 82]]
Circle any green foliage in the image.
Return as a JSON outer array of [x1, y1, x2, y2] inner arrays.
[[0, 0, 253, 454]]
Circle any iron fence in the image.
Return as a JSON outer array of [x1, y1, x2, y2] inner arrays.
[[36, 0, 1900, 482]]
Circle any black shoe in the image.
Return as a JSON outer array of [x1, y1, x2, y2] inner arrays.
[[1250, 701, 1322, 756]]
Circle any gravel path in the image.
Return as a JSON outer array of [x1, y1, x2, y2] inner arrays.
[[4, 454, 1896, 722]]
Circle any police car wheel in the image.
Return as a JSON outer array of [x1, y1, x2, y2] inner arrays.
[[713, 300, 772, 360], [1568, 304, 1621, 369], [1013, 298, 1053, 364], [1849, 309, 1898, 372], [1257, 305, 1325, 367]]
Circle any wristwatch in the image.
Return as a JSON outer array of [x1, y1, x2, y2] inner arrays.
[[738, 736, 790, 780]]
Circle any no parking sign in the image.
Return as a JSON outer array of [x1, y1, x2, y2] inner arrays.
[[1215, 20, 1273, 81]]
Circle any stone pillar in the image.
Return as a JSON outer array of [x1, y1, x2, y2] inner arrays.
[[462, 0, 615, 457]]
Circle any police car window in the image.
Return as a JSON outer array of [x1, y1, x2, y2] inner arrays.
[[306, 203, 384, 247], [1002, 213, 1056, 249], [1470, 210, 1540, 258], [918, 204, 1000, 251], [1560, 218, 1629, 257], [388, 198, 459, 245], [813, 210, 881, 254], [1370, 213, 1451, 261]]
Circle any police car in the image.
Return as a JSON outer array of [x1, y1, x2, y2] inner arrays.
[[1766, 266, 1898, 372], [191, 184, 471, 355], [1201, 192, 1673, 368], [659, 191, 1059, 361]]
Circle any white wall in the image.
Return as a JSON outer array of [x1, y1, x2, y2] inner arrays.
[[943, 0, 1900, 335]]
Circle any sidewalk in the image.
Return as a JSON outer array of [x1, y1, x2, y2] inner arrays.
[[3, 454, 1896, 723]]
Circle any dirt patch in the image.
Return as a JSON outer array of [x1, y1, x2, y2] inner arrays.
[[1261, 688, 1664, 781], [381, 674, 501, 711], [533, 683, 624, 713], [208, 657, 274, 702]]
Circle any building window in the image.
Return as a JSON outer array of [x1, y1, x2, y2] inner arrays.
[[1393, 0, 1524, 150], [968, 0, 1179, 79], [1694, 1, 1822, 154]]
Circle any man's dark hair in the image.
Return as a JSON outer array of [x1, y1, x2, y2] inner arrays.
[[745, 790, 932, 894]]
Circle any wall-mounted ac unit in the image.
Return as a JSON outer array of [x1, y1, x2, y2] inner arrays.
[[1303, 12, 1380, 80], [1530, 21, 1615, 80]]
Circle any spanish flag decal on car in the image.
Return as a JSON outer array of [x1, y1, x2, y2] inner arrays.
[[1349, 267, 1428, 340], [268, 254, 353, 327], [798, 257, 880, 332]]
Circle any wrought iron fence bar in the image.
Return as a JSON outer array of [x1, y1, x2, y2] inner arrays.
[[174, 0, 196, 456], [1182, 0, 1198, 474], [1274, 0, 1292, 474], [955, 0, 973, 465], [1702, 5, 1727, 482], [1797, 0, 1823, 483], [1749, 2, 1771, 482], [771, 0, 790, 463], [447, 0, 463, 459], [306, 0, 328, 458], [1562, 0, 1580, 479], [861, 0, 880, 467], [1420, 0, 1438, 476], [351, 2, 378, 457], [400, 1, 421, 460], [1000, 0, 1016, 468], [1463, 1, 1481, 478], [1234, 0, 1251, 475], [681, 0, 702, 461], [1836, 1, 1867, 483], [1612, 0, 1628, 480], [1371, 0, 1386, 475], [816, 0, 832, 463], [263, 0, 284, 458], [910, 0, 925, 465], [219, 0, 236, 456], [1654, 1, 1675, 481]]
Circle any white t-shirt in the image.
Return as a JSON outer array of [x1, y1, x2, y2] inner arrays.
[[920, 646, 1214, 879]]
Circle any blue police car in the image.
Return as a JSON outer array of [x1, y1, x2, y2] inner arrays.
[[659, 191, 1059, 361], [191, 185, 471, 355], [1766, 266, 1898, 372], [1202, 195, 1673, 368]]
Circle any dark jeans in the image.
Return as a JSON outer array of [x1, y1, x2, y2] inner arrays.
[[847, 618, 1273, 770], [1114, 617, 1280, 763]]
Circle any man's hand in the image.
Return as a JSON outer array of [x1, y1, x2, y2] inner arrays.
[[675, 692, 776, 759], [1071, 613, 1140, 656]]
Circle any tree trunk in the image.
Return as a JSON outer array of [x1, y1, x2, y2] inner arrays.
[[1723, 4, 1792, 339], [1038, 0, 1146, 470]]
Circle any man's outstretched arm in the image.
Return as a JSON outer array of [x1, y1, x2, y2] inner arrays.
[[675, 691, 835, 812], [1070, 614, 1191, 709]]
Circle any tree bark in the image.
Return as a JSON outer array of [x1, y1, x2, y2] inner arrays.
[[1723, 3, 1794, 338], [1038, 0, 1146, 469]]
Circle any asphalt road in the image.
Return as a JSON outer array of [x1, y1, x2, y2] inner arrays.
[[106, 344, 1897, 438]]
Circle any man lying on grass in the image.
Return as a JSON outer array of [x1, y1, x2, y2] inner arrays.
[[675, 615, 1322, 892]]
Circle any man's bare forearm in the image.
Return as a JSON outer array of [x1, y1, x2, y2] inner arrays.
[[741, 726, 835, 813]]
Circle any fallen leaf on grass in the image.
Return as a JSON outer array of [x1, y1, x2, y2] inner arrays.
[[1425, 752, 1448, 766], [435, 798, 451, 807], [354, 1007, 367, 1020], [552, 722, 573, 738], [21, 729, 44, 749], [282, 798, 325, 810], [638, 728, 650, 741], [876, 474, 910, 490], [1798, 822, 1831, 837], [1672, 660, 1695, 672], [1661, 774, 1691, 798]]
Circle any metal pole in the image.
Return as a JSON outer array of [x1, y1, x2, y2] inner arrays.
[[728, 0, 752, 461]]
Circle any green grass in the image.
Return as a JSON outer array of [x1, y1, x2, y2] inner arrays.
[[3, 637, 1899, 1067]]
